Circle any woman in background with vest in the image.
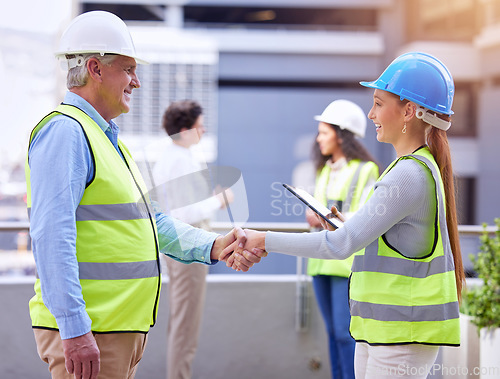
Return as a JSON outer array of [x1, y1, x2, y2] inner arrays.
[[224, 52, 465, 378], [306, 99, 379, 379]]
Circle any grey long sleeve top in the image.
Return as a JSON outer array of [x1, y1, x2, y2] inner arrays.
[[266, 158, 437, 260]]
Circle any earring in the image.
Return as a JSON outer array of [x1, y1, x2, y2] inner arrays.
[[402, 123, 407, 134]]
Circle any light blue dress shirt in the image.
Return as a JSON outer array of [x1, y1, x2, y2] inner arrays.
[[28, 92, 219, 339]]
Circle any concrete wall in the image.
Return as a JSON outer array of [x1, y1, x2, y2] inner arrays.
[[215, 84, 393, 225], [476, 83, 500, 225], [0, 275, 331, 379], [1, 273, 464, 378]]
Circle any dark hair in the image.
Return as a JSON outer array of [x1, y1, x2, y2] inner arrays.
[[312, 124, 380, 172], [162, 100, 203, 140]]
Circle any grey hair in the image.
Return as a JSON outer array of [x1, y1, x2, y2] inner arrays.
[[66, 54, 117, 89]]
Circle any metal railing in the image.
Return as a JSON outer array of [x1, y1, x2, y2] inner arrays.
[[0, 220, 497, 248], [0, 221, 30, 232], [0, 221, 496, 274], [0, 221, 496, 331], [211, 221, 498, 234]]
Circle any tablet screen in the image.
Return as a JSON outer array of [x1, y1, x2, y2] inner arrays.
[[282, 183, 344, 230]]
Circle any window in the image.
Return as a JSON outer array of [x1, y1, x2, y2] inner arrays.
[[184, 6, 377, 31], [116, 62, 218, 136], [478, 0, 500, 27], [447, 83, 477, 137], [81, 3, 164, 21], [406, 0, 479, 42], [455, 176, 476, 225]]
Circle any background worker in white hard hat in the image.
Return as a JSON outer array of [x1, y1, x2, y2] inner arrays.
[[305, 99, 379, 379], [25, 11, 260, 379], [225, 51, 465, 378]]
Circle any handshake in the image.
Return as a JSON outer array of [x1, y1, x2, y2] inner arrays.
[[210, 205, 344, 271], [211, 227, 268, 272]]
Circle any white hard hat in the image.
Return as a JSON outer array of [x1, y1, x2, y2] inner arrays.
[[314, 99, 367, 138], [55, 11, 148, 69]]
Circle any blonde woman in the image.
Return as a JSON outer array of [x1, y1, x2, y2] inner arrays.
[[223, 52, 465, 378]]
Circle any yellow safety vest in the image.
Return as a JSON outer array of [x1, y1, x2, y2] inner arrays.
[[307, 159, 379, 277], [349, 147, 460, 345], [26, 104, 161, 333]]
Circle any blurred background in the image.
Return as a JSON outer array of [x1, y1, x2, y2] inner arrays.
[[1, 0, 498, 276], [1, 1, 499, 378]]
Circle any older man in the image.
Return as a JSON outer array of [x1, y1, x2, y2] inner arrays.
[[26, 11, 257, 379]]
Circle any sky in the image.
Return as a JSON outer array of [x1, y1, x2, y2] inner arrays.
[[1, 0, 72, 34]]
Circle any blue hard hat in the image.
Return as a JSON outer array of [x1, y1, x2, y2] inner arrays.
[[360, 52, 454, 115]]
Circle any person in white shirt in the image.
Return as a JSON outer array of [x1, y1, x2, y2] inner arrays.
[[153, 100, 233, 379]]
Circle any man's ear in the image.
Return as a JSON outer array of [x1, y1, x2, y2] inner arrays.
[[87, 58, 102, 82]]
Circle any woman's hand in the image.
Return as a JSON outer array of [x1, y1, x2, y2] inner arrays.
[[219, 228, 268, 271], [316, 206, 345, 231], [306, 208, 322, 228]]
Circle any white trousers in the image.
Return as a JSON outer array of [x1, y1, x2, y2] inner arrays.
[[354, 342, 439, 379]]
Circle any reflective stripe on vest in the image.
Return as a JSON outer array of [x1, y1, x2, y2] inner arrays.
[[26, 104, 161, 333], [28, 202, 150, 221], [349, 300, 459, 322], [35, 260, 158, 280], [79, 260, 158, 280], [343, 162, 364, 211], [348, 149, 460, 346], [308, 160, 378, 278], [76, 202, 150, 221], [352, 254, 450, 278]]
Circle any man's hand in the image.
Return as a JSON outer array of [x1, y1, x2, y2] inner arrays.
[[219, 228, 267, 271], [214, 227, 267, 271], [211, 227, 258, 271], [61, 331, 100, 379]]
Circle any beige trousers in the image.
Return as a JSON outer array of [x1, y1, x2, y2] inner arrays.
[[33, 329, 148, 379], [165, 256, 208, 379], [354, 342, 440, 379]]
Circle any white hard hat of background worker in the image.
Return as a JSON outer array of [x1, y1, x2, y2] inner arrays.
[[314, 99, 368, 138], [55, 10, 148, 70]]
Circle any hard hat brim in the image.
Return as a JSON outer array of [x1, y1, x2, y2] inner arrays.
[[55, 51, 149, 65], [359, 80, 378, 89], [359, 80, 454, 115], [312, 115, 365, 138]]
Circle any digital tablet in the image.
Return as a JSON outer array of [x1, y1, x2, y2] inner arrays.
[[282, 183, 344, 230]]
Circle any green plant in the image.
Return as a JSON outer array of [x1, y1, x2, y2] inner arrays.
[[465, 218, 500, 331]]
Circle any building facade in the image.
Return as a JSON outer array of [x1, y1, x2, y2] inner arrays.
[[74, 0, 499, 273]]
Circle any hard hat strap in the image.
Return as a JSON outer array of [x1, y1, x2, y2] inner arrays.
[[415, 106, 451, 131], [66, 54, 85, 70]]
